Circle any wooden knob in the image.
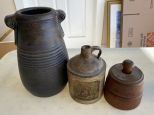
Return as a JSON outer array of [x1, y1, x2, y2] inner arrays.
[[122, 59, 134, 74]]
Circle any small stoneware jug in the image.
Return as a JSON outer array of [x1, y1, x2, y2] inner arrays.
[[67, 45, 106, 104], [104, 59, 144, 110], [5, 7, 68, 97]]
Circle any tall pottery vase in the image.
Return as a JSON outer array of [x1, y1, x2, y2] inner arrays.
[[5, 7, 68, 97]]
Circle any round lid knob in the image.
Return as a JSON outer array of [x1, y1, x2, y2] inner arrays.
[[122, 59, 134, 74]]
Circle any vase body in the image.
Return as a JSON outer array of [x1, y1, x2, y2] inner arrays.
[[5, 7, 68, 97]]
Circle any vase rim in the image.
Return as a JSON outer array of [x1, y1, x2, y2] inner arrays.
[[15, 7, 57, 21]]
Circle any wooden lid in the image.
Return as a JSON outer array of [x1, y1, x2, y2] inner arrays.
[[109, 59, 144, 85]]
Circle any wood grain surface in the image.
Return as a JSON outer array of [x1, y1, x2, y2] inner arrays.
[[0, 42, 16, 59]]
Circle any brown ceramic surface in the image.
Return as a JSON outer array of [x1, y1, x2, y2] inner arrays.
[[104, 59, 144, 110]]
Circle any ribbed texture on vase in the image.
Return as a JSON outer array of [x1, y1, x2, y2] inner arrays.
[[17, 44, 68, 69]]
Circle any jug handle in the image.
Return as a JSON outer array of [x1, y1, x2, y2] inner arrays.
[[91, 46, 102, 59]]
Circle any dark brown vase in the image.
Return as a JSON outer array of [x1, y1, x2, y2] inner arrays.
[[5, 7, 68, 97], [104, 59, 144, 110], [67, 45, 106, 104]]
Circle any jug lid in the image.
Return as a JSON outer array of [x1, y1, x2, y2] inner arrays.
[[67, 45, 106, 78], [108, 59, 144, 85]]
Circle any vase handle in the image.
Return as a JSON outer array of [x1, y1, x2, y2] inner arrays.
[[5, 14, 18, 45], [56, 10, 66, 23], [56, 10, 66, 38], [5, 14, 16, 29]]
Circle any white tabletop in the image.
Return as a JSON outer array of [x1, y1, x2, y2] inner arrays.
[[0, 48, 154, 115]]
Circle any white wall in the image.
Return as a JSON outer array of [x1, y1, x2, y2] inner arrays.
[[0, 0, 16, 38]]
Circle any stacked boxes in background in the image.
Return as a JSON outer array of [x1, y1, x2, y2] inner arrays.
[[122, 0, 154, 47]]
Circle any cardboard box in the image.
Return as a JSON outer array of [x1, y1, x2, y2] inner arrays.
[[122, 0, 154, 47]]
